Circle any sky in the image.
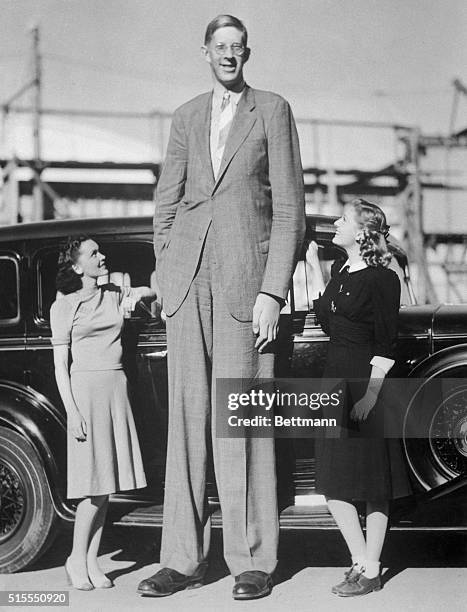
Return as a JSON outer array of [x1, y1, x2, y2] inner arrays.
[[1, 0, 467, 166]]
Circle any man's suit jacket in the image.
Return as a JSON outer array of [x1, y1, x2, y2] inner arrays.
[[154, 85, 306, 321]]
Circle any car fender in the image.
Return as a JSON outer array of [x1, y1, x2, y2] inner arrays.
[[408, 343, 467, 379], [0, 380, 74, 521]]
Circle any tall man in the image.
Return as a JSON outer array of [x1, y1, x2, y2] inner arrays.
[[138, 14, 305, 601]]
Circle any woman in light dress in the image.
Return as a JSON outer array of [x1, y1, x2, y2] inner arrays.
[[50, 235, 156, 590]]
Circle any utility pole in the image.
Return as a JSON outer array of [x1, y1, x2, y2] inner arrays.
[[2, 159, 19, 224], [31, 25, 45, 220], [402, 128, 437, 304]]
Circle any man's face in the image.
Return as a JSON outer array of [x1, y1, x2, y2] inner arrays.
[[202, 26, 249, 89]]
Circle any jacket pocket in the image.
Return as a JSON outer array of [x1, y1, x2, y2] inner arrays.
[[259, 238, 270, 254]]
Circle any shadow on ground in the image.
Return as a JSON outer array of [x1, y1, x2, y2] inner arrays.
[[24, 524, 467, 590]]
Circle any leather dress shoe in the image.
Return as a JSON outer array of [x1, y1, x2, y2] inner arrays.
[[232, 571, 273, 600], [137, 564, 206, 597], [334, 571, 382, 597]]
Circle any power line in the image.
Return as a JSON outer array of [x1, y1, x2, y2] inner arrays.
[[6, 104, 171, 119]]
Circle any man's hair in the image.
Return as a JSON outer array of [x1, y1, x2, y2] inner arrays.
[[204, 14, 248, 46]]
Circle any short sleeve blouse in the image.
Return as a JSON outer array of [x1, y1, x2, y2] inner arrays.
[[50, 295, 79, 347], [50, 284, 141, 372]]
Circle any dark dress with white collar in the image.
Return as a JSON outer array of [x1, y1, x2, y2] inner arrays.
[[314, 259, 412, 501]]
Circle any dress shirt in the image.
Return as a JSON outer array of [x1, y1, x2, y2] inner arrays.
[[210, 83, 244, 174]]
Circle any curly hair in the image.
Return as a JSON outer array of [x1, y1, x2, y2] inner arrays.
[[351, 199, 392, 268], [55, 235, 90, 295]]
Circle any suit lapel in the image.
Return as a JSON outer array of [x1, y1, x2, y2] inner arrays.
[[193, 92, 215, 184], [213, 86, 257, 191]]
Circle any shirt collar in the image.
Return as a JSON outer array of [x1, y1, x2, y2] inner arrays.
[[340, 259, 368, 273], [212, 82, 245, 107]]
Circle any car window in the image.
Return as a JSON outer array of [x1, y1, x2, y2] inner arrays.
[[291, 242, 343, 312], [0, 256, 20, 324], [36, 241, 159, 324]]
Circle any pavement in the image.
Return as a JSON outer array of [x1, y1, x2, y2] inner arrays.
[[1, 526, 466, 612]]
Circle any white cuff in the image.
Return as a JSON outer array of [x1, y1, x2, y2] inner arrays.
[[370, 356, 395, 374]]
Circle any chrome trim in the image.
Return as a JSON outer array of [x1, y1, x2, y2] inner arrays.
[[22, 340, 167, 350], [279, 525, 467, 532], [0, 346, 27, 351], [433, 335, 467, 341], [111, 517, 467, 532], [398, 334, 430, 340], [295, 332, 431, 342], [293, 335, 329, 343]]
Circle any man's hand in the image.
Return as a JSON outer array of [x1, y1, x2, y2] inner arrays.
[[68, 409, 87, 442], [252, 293, 280, 353]]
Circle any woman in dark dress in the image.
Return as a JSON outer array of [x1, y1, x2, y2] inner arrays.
[[306, 199, 411, 597]]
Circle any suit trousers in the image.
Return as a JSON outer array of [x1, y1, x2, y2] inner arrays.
[[160, 226, 279, 576]]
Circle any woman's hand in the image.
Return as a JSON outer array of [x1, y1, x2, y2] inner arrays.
[[303, 240, 326, 300], [350, 390, 378, 422], [305, 240, 320, 267], [68, 409, 87, 441]]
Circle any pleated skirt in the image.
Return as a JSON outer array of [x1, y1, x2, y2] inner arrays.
[[68, 369, 147, 498]]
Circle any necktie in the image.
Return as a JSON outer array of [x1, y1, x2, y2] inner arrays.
[[220, 90, 231, 112], [214, 91, 233, 176]]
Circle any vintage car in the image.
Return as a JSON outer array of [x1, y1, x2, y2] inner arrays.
[[0, 214, 466, 573]]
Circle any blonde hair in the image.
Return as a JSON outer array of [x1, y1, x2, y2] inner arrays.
[[352, 199, 392, 267]]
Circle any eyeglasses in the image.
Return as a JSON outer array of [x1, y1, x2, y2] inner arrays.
[[213, 43, 246, 56]]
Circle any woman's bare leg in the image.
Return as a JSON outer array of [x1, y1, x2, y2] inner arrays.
[[67, 496, 106, 585], [86, 495, 110, 584]]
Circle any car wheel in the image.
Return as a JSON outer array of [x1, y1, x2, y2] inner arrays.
[[404, 378, 467, 490], [0, 426, 59, 572]]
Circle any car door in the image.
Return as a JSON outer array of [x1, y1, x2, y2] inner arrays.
[[273, 235, 343, 506]]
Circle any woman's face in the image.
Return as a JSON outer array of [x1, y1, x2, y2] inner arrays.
[[332, 204, 360, 249], [73, 239, 107, 279]]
